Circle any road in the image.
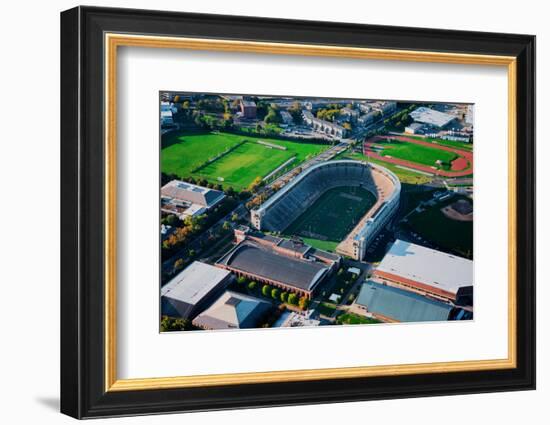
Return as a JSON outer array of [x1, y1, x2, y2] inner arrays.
[[161, 203, 248, 277]]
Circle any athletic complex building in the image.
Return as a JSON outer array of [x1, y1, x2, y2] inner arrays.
[[216, 228, 341, 299], [372, 239, 473, 303], [250, 160, 401, 260]]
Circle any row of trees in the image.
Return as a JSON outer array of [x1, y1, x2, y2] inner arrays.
[[383, 104, 416, 131], [235, 277, 310, 310], [160, 315, 191, 332], [161, 195, 237, 259]]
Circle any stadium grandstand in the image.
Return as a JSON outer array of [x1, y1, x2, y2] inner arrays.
[[372, 239, 473, 302], [251, 160, 400, 260]]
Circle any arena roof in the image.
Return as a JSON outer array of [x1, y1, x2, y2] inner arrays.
[[192, 291, 271, 330], [161, 180, 225, 208], [217, 241, 329, 292], [410, 106, 456, 128], [375, 239, 473, 294], [356, 280, 453, 322], [161, 261, 231, 306]]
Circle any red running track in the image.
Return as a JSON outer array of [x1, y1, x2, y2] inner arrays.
[[363, 135, 473, 178]]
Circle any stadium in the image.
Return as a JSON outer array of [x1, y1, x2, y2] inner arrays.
[[251, 160, 401, 260]]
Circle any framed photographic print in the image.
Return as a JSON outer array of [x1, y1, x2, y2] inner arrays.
[[60, 6, 536, 419]]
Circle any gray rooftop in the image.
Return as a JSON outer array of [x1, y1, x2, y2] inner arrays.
[[192, 290, 272, 330], [217, 241, 329, 292], [161, 180, 225, 207], [376, 239, 473, 294], [356, 280, 453, 322], [161, 261, 231, 305], [410, 106, 456, 128]]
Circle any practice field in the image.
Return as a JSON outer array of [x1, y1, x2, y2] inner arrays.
[[405, 196, 473, 259], [161, 131, 329, 190], [198, 142, 292, 190], [375, 139, 458, 168], [284, 186, 377, 251]]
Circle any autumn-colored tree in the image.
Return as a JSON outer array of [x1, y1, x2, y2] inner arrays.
[[173, 258, 184, 271]]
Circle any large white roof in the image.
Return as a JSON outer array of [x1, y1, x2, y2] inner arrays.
[[161, 261, 231, 305], [376, 239, 473, 294], [410, 106, 456, 128]]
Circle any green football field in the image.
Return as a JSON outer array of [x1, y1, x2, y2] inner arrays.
[[161, 132, 329, 190], [284, 186, 377, 251], [198, 142, 293, 190], [377, 139, 458, 168]]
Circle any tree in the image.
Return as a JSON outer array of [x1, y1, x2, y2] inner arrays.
[[280, 292, 288, 303], [173, 258, 184, 271], [222, 221, 231, 231], [225, 186, 236, 197], [231, 213, 239, 222], [248, 176, 264, 193], [237, 276, 247, 286], [288, 293, 298, 305], [262, 284, 272, 297], [160, 316, 189, 332], [248, 281, 257, 291], [271, 287, 280, 300], [298, 296, 310, 310]]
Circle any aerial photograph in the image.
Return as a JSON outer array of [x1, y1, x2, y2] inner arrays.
[[159, 92, 474, 332]]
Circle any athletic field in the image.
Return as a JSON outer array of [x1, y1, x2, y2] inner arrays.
[[405, 196, 473, 259], [284, 186, 377, 252], [374, 138, 458, 168], [161, 132, 329, 190]]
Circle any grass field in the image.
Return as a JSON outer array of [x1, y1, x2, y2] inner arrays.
[[284, 186, 377, 252], [376, 139, 458, 168], [199, 142, 293, 190], [336, 312, 380, 325], [405, 196, 473, 258], [161, 132, 329, 190], [406, 135, 473, 152], [336, 151, 433, 184], [317, 302, 337, 317]]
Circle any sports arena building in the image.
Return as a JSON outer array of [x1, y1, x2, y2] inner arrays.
[[216, 227, 341, 299], [251, 160, 401, 260], [372, 239, 473, 302]]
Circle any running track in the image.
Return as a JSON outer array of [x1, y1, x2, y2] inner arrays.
[[363, 135, 473, 178]]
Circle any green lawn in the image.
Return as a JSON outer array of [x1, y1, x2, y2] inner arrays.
[[376, 139, 458, 168], [336, 312, 380, 325], [406, 135, 473, 152], [405, 196, 473, 259], [161, 131, 328, 191], [284, 186, 377, 251], [199, 142, 293, 190]]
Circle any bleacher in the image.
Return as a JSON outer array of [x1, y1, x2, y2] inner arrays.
[[259, 161, 383, 232]]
